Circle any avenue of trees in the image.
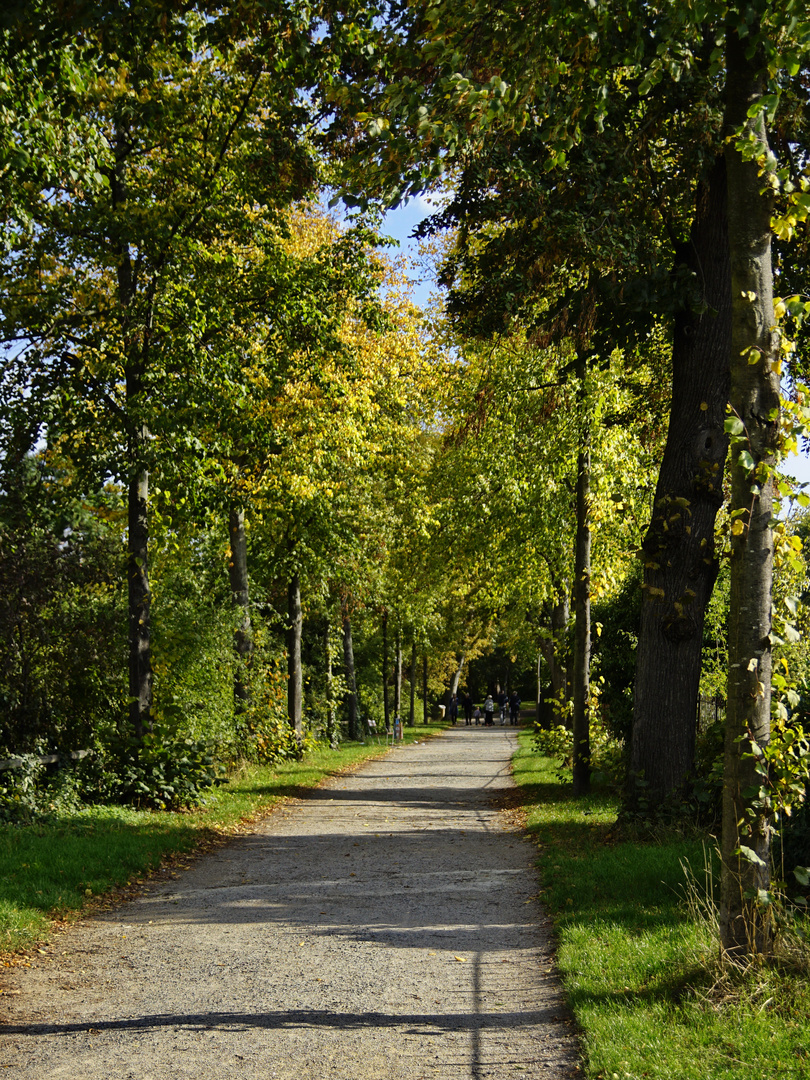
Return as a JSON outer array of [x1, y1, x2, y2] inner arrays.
[[3, 1, 810, 957]]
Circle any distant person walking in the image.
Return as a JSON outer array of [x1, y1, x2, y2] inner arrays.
[[463, 692, 473, 725], [509, 691, 521, 726], [484, 694, 495, 727], [448, 694, 459, 725], [498, 690, 508, 725]]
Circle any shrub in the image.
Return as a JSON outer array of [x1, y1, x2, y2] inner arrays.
[[80, 728, 228, 810]]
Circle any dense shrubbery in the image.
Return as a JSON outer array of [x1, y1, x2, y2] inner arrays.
[[0, 477, 342, 814], [591, 568, 641, 747], [80, 730, 228, 810], [0, 473, 127, 755], [0, 465, 455, 816], [533, 713, 626, 791]]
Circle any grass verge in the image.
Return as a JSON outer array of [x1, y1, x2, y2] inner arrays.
[[0, 722, 447, 958], [512, 730, 810, 1080]]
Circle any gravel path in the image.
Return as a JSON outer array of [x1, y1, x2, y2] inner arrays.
[[0, 726, 580, 1079]]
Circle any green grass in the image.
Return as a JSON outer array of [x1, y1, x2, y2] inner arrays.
[[0, 721, 447, 955], [512, 731, 810, 1080]]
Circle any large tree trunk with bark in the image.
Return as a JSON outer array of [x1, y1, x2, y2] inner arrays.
[[630, 156, 732, 799], [287, 573, 303, 743], [228, 506, 252, 715], [572, 359, 591, 797], [719, 28, 779, 958], [342, 596, 360, 741]]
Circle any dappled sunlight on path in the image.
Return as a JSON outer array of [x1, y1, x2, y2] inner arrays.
[[0, 728, 579, 1079]]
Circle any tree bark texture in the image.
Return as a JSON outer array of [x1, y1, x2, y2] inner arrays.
[[450, 652, 465, 699], [228, 506, 252, 714], [538, 591, 569, 729], [536, 649, 543, 724], [572, 363, 591, 797], [630, 155, 732, 799], [287, 573, 303, 743], [342, 597, 360, 741], [720, 27, 779, 957], [116, 122, 153, 740]]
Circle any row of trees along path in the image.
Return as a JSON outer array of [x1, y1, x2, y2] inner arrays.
[[0, 727, 579, 1080]]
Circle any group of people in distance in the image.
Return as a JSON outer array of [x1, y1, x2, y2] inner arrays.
[[447, 689, 521, 727]]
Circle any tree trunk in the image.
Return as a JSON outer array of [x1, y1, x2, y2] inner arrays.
[[719, 27, 779, 958], [423, 652, 428, 724], [536, 649, 543, 726], [115, 122, 152, 740], [342, 596, 360, 741], [287, 573, 303, 743], [395, 626, 403, 721], [228, 506, 252, 715], [550, 593, 569, 707], [450, 652, 465, 698], [572, 360, 591, 797], [409, 639, 416, 727], [630, 156, 732, 800], [324, 616, 338, 749], [382, 609, 390, 732], [127, 462, 152, 738], [538, 590, 569, 729]]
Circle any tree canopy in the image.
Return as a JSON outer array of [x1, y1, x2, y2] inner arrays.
[[3, 0, 810, 962]]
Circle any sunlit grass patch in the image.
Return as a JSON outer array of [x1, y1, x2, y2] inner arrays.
[[512, 732, 810, 1080]]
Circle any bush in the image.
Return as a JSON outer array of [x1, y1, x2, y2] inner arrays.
[[0, 753, 48, 823], [80, 728, 228, 810], [0, 750, 86, 823], [533, 714, 625, 789]]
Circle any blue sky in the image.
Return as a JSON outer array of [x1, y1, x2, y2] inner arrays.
[[380, 197, 435, 308]]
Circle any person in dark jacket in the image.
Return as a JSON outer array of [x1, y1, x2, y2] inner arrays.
[[498, 690, 508, 725], [509, 691, 521, 725], [463, 691, 473, 725], [448, 694, 459, 725]]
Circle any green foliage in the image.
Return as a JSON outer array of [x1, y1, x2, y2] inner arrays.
[[81, 728, 227, 811], [533, 713, 625, 791], [0, 754, 49, 823], [150, 527, 238, 752], [591, 564, 642, 745], [0, 465, 126, 755], [533, 723, 573, 770], [239, 649, 306, 765], [514, 732, 810, 1080]]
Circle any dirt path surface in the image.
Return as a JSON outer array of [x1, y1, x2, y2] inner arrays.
[[0, 726, 580, 1079]]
